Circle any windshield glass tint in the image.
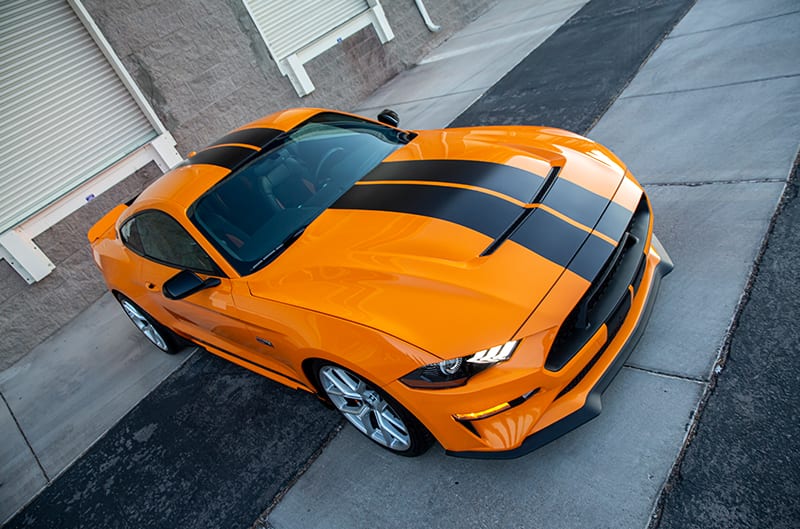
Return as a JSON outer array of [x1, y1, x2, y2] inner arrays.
[[189, 113, 406, 275]]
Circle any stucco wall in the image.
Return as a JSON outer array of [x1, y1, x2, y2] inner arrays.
[[0, 0, 495, 368]]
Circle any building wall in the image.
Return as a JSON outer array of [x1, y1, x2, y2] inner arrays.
[[0, 0, 495, 369], [0, 163, 162, 370], [83, 0, 495, 154]]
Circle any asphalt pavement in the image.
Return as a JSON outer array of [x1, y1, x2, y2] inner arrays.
[[5, 353, 340, 529], [451, 0, 695, 131], [3, 0, 799, 527]]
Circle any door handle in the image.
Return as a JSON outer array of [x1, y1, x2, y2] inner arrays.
[[145, 282, 158, 291], [256, 337, 274, 348]]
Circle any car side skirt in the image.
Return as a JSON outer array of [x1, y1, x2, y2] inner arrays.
[[192, 337, 314, 393]]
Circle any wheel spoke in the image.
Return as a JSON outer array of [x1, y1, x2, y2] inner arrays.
[[340, 401, 368, 417], [378, 406, 407, 434], [321, 368, 362, 399], [121, 300, 168, 351], [357, 407, 377, 435], [142, 325, 167, 350], [319, 365, 412, 452], [374, 409, 409, 447]]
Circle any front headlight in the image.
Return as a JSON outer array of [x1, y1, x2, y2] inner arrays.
[[400, 340, 519, 389]]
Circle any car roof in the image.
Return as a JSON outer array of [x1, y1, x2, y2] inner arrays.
[[128, 108, 333, 217]]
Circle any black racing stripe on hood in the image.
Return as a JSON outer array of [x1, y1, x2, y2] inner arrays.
[[481, 166, 560, 257], [331, 183, 521, 239], [541, 178, 632, 238], [361, 160, 546, 204], [510, 208, 600, 278], [211, 127, 282, 149], [185, 145, 258, 170], [333, 178, 619, 282], [593, 198, 636, 242], [568, 233, 617, 282], [364, 160, 633, 243]]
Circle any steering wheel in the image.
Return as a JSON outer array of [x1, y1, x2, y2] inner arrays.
[[313, 147, 345, 189]]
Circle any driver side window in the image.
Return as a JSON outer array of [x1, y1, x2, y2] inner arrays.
[[121, 210, 220, 275]]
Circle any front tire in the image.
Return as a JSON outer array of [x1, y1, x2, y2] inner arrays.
[[115, 294, 183, 355], [317, 363, 433, 456]]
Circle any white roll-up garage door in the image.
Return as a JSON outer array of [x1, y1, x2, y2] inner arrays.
[[245, 0, 369, 60], [0, 0, 157, 233]]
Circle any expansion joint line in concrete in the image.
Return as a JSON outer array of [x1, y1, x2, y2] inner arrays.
[[623, 364, 705, 384], [646, 178, 786, 187], [0, 390, 49, 482], [361, 87, 487, 112], [665, 8, 800, 39], [619, 73, 800, 100]]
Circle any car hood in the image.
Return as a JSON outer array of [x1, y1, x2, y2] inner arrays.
[[246, 126, 634, 359]]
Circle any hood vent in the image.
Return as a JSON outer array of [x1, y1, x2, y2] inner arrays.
[[480, 166, 561, 257]]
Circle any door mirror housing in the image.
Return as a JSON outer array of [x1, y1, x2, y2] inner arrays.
[[163, 270, 221, 300], [377, 109, 399, 127]]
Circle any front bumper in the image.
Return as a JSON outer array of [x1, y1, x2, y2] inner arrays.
[[448, 235, 673, 458], [384, 233, 673, 458]]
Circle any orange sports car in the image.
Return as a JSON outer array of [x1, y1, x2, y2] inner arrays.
[[89, 108, 672, 458]]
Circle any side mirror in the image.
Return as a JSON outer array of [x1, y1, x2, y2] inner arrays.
[[163, 270, 221, 300], [377, 109, 400, 127]]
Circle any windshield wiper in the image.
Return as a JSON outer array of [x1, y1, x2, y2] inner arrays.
[[249, 226, 307, 273]]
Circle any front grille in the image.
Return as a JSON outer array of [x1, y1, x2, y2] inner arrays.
[[545, 198, 650, 371], [555, 344, 606, 400], [605, 288, 632, 339], [631, 248, 647, 293]]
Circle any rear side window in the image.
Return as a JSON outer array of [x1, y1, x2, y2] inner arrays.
[[121, 210, 221, 275]]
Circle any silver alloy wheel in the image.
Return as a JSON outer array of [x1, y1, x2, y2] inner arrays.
[[120, 299, 169, 352], [319, 365, 411, 451]]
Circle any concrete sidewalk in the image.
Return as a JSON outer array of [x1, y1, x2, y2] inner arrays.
[[0, 294, 194, 522], [0, 0, 588, 523]]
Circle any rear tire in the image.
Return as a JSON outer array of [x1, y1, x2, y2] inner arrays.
[[316, 362, 433, 456], [115, 294, 183, 354]]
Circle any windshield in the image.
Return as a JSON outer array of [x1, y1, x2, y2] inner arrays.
[[189, 113, 407, 275]]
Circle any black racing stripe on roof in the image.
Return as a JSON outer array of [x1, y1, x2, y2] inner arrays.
[[186, 145, 258, 170], [509, 208, 592, 277], [211, 127, 282, 149], [360, 160, 546, 203], [331, 183, 521, 239]]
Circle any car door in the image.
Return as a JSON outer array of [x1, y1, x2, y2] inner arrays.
[[120, 209, 255, 358], [120, 209, 308, 388]]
